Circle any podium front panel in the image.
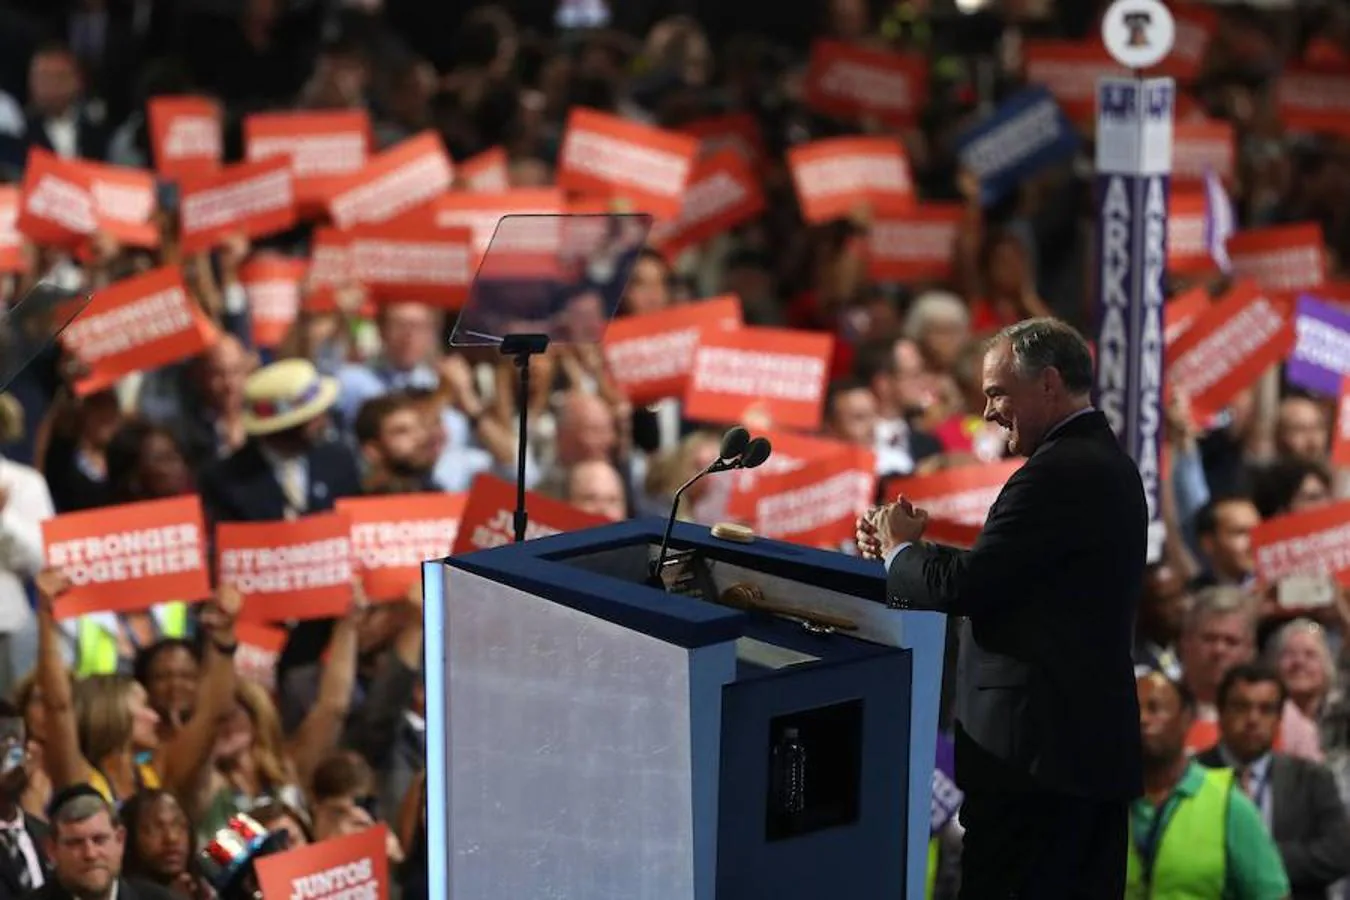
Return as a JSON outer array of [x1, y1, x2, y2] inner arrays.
[[430, 563, 735, 900]]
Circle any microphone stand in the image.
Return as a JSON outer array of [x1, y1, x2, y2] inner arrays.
[[649, 458, 737, 587]]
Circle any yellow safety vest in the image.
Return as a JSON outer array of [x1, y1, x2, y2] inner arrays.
[[925, 837, 939, 900], [75, 602, 190, 677], [1125, 768, 1232, 899]]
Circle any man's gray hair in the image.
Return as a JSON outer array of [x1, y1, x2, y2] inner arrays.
[[991, 317, 1094, 395], [51, 794, 113, 837], [1183, 585, 1257, 638], [903, 291, 969, 341]]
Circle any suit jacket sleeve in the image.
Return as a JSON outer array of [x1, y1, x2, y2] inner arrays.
[[1277, 762, 1350, 890], [886, 463, 1070, 618]]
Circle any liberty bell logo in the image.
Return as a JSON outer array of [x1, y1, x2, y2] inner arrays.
[[1125, 11, 1152, 48]]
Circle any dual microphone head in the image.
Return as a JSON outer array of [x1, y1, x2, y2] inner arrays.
[[711, 425, 772, 473]]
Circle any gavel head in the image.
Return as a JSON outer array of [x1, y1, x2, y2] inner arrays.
[[719, 582, 765, 610]]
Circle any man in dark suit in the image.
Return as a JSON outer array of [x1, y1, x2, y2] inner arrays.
[[3, 41, 109, 167], [0, 702, 46, 900], [857, 317, 1147, 898], [197, 358, 361, 526], [30, 784, 175, 900], [1196, 662, 1350, 900]]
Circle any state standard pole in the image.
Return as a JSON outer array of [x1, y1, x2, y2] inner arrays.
[[1093, 0, 1176, 565]]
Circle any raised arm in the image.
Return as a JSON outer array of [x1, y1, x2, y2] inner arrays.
[[33, 569, 93, 789], [158, 584, 241, 812], [287, 581, 364, 788]]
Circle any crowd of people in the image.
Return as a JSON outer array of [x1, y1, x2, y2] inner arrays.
[[0, 0, 1348, 898]]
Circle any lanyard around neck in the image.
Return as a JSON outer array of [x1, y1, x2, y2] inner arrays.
[[1135, 791, 1182, 888]]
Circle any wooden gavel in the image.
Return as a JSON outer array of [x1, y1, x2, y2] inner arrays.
[[718, 582, 859, 632]]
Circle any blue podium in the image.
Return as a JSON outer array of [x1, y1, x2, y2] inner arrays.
[[422, 519, 948, 900]]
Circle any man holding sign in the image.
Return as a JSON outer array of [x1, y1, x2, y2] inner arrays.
[[857, 318, 1148, 897]]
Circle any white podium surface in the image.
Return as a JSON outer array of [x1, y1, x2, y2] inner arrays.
[[427, 564, 726, 900]]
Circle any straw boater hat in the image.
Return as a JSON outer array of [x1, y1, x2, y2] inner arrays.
[[242, 359, 340, 437]]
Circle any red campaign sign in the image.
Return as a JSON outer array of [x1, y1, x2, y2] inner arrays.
[[41, 495, 211, 619], [866, 204, 962, 283], [1334, 376, 1350, 469], [178, 157, 296, 254], [1277, 69, 1350, 132], [1227, 223, 1327, 295], [788, 136, 914, 225], [883, 460, 1024, 527], [802, 39, 928, 125], [0, 187, 24, 274], [684, 327, 834, 432], [1172, 120, 1235, 186], [556, 108, 699, 220], [240, 255, 307, 349], [60, 266, 216, 396], [457, 146, 511, 192], [85, 161, 158, 248], [16, 150, 159, 249], [216, 514, 354, 621], [602, 295, 742, 406], [324, 131, 454, 229], [255, 826, 389, 900], [1167, 281, 1294, 421], [679, 113, 766, 166], [649, 149, 765, 258], [302, 230, 374, 318], [452, 474, 608, 554], [1164, 286, 1212, 347], [347, 223, 474, 308], [147, 96, 222, 181], [16, 148, 98, 245], [727, 447, 876, 548], [1167, 191, 1212, 275], [336, 492, 467, 602], [1252, 500, 1350, 588], [244, 110, 371, 210]]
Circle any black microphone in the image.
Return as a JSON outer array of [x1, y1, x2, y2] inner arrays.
[[649, 426, 750, 585], [717, 425, 750, 463], [737, 437, 772, 470]]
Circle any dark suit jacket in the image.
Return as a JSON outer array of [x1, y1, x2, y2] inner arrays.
[[887, 410, 1147, 800], [22, 111, 109, 161], [29, 876, 178, 900], [196, 438, 362, 525], [0, 815, 47, 900], [1196, 747, 1350, 900]]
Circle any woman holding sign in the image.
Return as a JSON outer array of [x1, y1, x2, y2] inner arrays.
[[34, 569, 240, 813]]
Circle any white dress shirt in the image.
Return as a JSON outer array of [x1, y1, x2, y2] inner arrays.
[[0, 459, 54, 633], [43, 113, 79, 160]]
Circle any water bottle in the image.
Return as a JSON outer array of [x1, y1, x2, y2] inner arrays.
[[772, 727, 807, 816]]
